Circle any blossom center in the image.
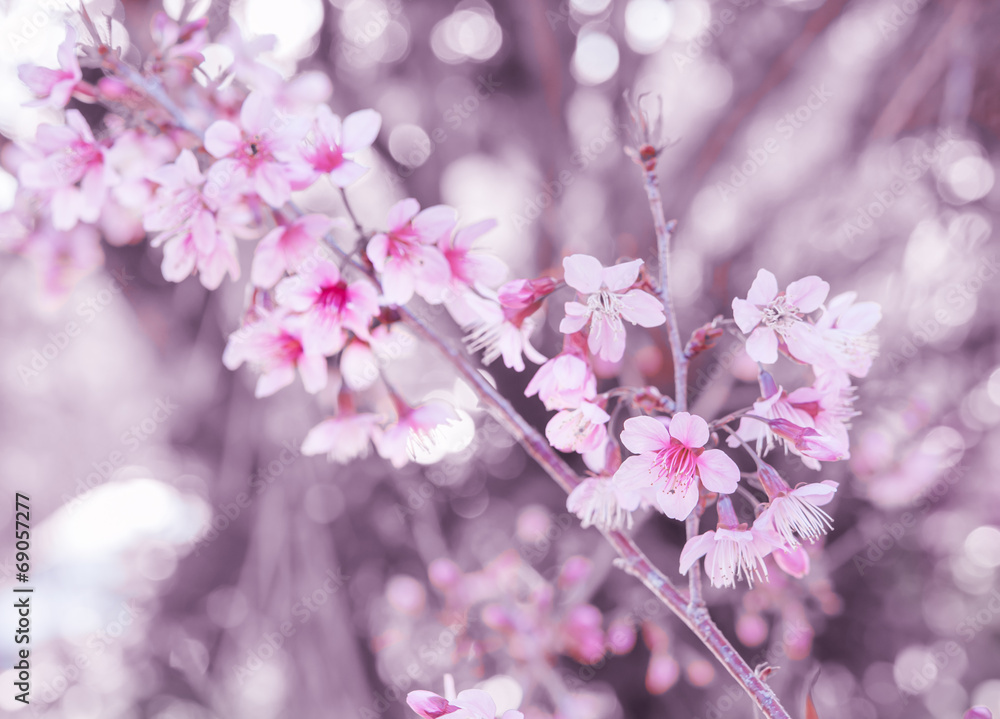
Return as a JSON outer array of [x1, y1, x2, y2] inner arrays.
[[652, 440, 701, 483], [586, 290, 625, 318], [761, 295, 799, 331]]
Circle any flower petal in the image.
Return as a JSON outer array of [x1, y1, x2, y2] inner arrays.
[[747, 269, 778, 306], [620, 415, 671, 453], [562, 254, 603, 294], [679, 530, 716, 575], [745, 326, 778, 364], [666, 412, 709, 448], [695, 449, 740, 494], [601, 258, 643, 291]]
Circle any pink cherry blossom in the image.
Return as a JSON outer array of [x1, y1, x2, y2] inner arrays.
[[462, 291, 547, 373], [406, 689, 523, 719], [813, 291, 882, 377], [223, 312, 328, 397], [251, 215, 342, 288], [679, 497, 784, 588], [149, 12, 208, 78], [567, 476, 634, 531], [559, 255, 666, 362], [767, 419, 847, 463], [338, 325, 416, 390], [18, 110, 117, 230], [18, 26, 82, 108], [545, 402, 610, 454], [439, 219, 508, 293], [755, 465, 839, 546], [366, 198, 455, 305], [613, 412, 739, 521], [275, 260, 379, 355], [301, 412, 381, 463], [524, 335, 596, 410], [204, 91, 308, 207], [375, 400, 459, 469], [300, 105, 381, 186], [732, 269, 830, 365]]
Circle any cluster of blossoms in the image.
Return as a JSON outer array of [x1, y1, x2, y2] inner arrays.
[[2, 11, 884, 717]]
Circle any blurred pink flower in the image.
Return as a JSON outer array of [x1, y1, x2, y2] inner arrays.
[[251, 215, 340, 287], [613, 413, 739, 520], [439, 218, 508, 293], [204, 91, 308, 206], [301, 412, 381, 463], [732, 269, 829, 365], [300, 105, 381, 185], [559, 255, 665, 362], [773, 545, 811, 578], [813, 291, 882, 377], [366, 198, 455, 305], [566, 476, 634, 531], [17, 26, 82, 108], [223, 312, 328, 397], [525, 335, 596, 410], [545, 401, 610, 454], [406, 689, 523, 719], [375, 400, 459, 468], [275, 260, 379, 355], [680, 498, 783, 588]]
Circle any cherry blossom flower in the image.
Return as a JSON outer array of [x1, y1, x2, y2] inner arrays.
[[462, 291, 547, 373], [524, 334, 596, 410], [545, 402, 610, 454], [406, 689, 523, 719], [275, 260, 379, 355], [613, 412, 739, 521], [149, 12, 208, 78], [813, 291, 881, 377], [755, 464, 839, 546], [366, 198, 455, 305], [567, 476, 634, 531], [223, 312, 328, 397], [438, 218, 508, 293], [18, 26, 82, 108], [732, 269, 829, 365], [679, 497, 783, 588], [767, 419, 847, 463], [204, 91, 309, 207], [559, 255, 666, 362], [375, 400, 459, 469], [18, 110, 117, 230], [251, 215, 343, 288], [300, 105, 381, 186], [301, 412, 381, 463]]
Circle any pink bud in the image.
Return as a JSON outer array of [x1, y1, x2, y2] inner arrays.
[[607, 618, 637, 654], [964, 708, 993, 719], [773, 545, 810, 578], [497, 276, 557, 309], [558, 555, 592, 589], [646, 653, 680, 694]]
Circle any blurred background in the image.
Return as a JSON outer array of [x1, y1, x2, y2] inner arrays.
[[0, 0, 999, 717]]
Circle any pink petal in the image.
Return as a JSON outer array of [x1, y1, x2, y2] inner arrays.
[[666, 412, 709, 448], [452, 218, 497, 250], [251, 229, 286, 287], [785, 275, 829, 312], [679, 531, 716, 574], [301, 418, 338, 456], [745, 327, 778, 364], [341, 109, 381, 153], [619, 289, 666, 327], [204, 120, 243, 158], [406, 690, 455, 719], [387, 198, 420, 230], [297, 353, 328, 394], [413, 205, 458, 241], [255, 365, 296, 398], [773, 545, 810, 578], [695, 449, 739, 494], [562, 254, 603, 294], [589, 313, 625, 362], [790, 480, 839, 506], [731, 297, 763, 333], [783, 323, 827, 365], [313, 105, 342, 145], [239, 91, 273, 134], [254, 163, 291, 207], [454, 689, 496, 718], [656, 478, 700, 520], [747, 269, 778, 305], [620, 415, 671, 453], [366, 233, 389, 271], [327, 160, 368, 187], [839, 301, 881, 334], [600, 258, 643, 291], [559, 302, 589, 334]]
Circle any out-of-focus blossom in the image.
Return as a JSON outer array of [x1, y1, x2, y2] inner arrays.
[[406, 688, 523, 719], [17, 26, 82, 108], [302, 411, 381, 463], [964, 708, 994, 719], [204, 91, 308, 206], [366, 198, 454, 305], [375, 400, 459, 468], [545, 402, 610, 454], [566, 476, 634, 530], [680, 497, 783, 588], [275, 260, 379, 355], [251, 215, 340, 288], [223, 312, 328, 397], [559, 255, 665, 362], [439, 218, 508, 293], [613, 413, 739, 520], [813, 291, 881, 378], [149, 12, 208, 77], [525, 334, 595, 410], [773, 545, 810, 578], [732, 269, 829, 365], [300, 105, 381, 186]]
